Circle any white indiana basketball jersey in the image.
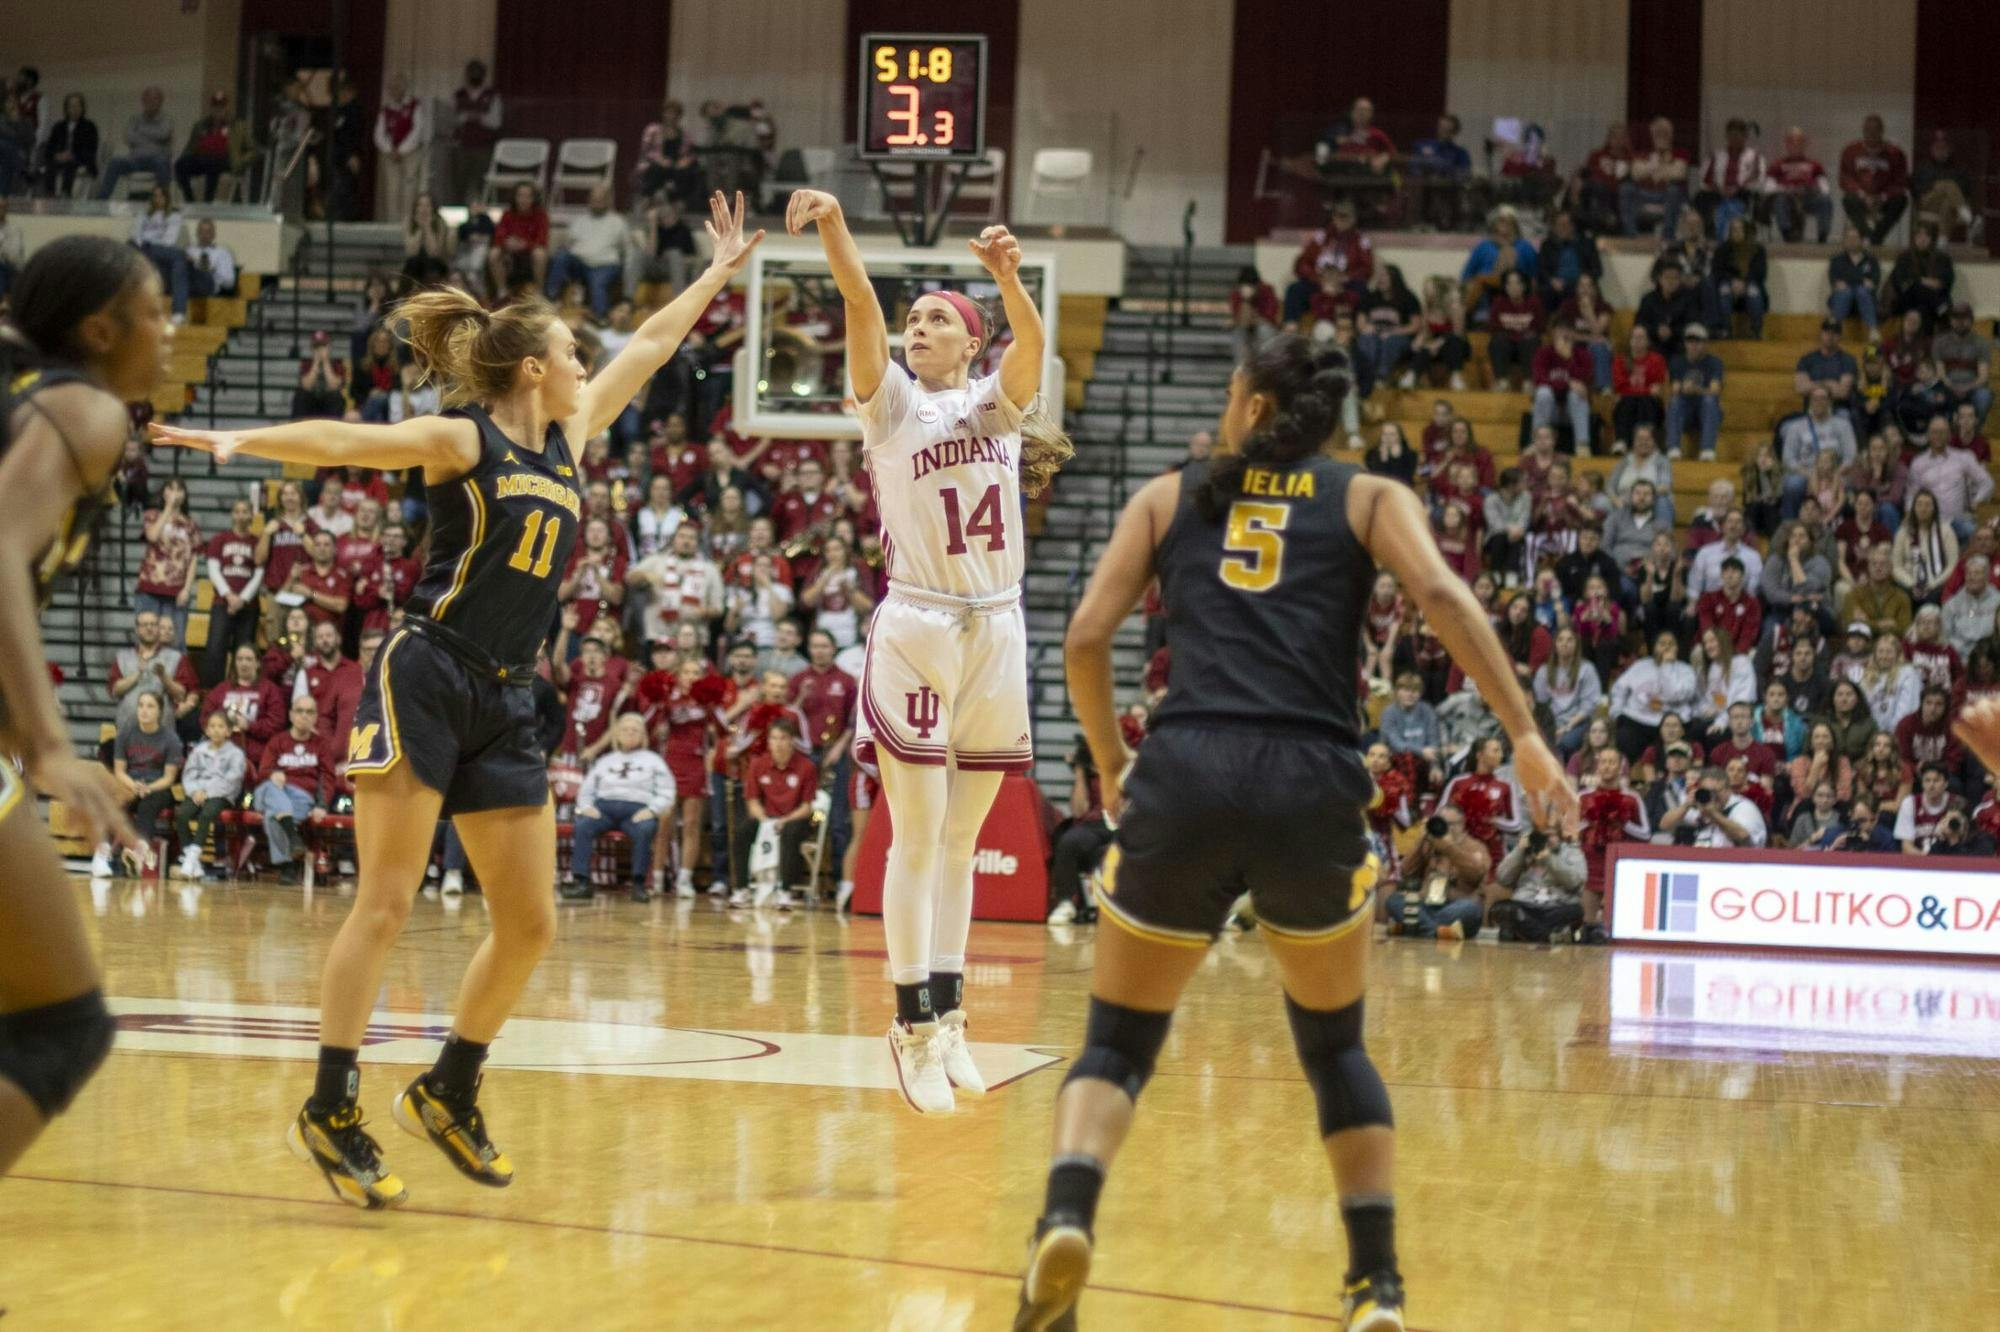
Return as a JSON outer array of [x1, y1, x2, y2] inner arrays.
[[856, 367, 1026, 599]]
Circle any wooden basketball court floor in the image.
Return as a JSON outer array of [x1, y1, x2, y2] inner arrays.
[[4, 879, 1999, 1331]]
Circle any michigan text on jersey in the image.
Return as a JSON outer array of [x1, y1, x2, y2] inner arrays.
[[495, 471, 583, 517]]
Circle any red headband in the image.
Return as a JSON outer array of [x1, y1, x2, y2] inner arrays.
[[929, 291, 985, 343]]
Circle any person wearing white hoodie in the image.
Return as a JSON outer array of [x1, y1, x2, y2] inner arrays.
[[174, 710, 247, 880], [562, 714, 675, 902]]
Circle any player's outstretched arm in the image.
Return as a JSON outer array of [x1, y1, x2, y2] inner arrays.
[[1064, 472, 1180, 820], [152, 413, 479, 478], [969, 225, 1043, 410], [582, 190, 764, 438], [1351, 474, 1578, 821], [785, 190, 889, 403]]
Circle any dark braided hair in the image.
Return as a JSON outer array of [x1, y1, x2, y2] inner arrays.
[[2, 234, 151, 446], [1197, 332, 1349, 522]]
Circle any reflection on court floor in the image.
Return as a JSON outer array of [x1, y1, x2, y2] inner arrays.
[[107, 997, 1063, 1091], [1607, 949, 2000, 1060]]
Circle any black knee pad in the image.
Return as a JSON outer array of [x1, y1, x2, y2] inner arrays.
[[1062, 998, 1172, 1102], [0, 989, 116, 1119], [1284, 994, 1393, 1138]]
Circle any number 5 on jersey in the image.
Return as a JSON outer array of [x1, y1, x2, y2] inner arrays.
[[508, 511, 562, 578], [1219, 501, 1289, 592]]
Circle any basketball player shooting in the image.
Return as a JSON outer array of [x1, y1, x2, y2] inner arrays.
[[785, 188, 1063, 1115]]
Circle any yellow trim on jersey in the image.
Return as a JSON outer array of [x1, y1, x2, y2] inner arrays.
[[1091, 849, 1212, 949], [430, 479, 488, 620], [0, 762, 23, 823], [345, 630, 408, 778]]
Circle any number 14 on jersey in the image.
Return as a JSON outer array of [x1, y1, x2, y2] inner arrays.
[[942, 483, 1007, 555]]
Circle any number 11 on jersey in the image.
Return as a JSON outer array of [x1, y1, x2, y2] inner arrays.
[[508, 511, 562, 578], [942, 483, 1007, 555]]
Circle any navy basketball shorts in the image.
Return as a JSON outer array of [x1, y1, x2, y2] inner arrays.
[[346, 627, 549, 816], [1096, 725, 1379, 946]]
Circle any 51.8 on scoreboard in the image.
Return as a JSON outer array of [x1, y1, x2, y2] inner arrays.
[[857, 33, 988, 162]]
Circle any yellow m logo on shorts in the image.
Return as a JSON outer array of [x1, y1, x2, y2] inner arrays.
[[348, 724, 381, 762]]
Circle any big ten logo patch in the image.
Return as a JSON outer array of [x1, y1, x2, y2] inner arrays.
[[906, 685, 941, 739]]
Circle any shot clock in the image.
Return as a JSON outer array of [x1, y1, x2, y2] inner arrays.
[[857, 33, 988, 161]]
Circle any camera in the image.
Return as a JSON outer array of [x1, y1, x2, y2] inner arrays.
[[1694, 788, 1715, 806], [1425, 815, 1449, 839], [1525, 829, 1548, 854]]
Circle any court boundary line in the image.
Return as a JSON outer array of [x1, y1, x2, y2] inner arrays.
[[8, 1173, 1373, 1325]]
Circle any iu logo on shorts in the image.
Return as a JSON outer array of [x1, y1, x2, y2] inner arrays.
[[906, 685, 941, 739]]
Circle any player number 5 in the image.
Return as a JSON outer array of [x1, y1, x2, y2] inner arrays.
[[1219, 501, 1288, 592], [507, 511, 562, 578]]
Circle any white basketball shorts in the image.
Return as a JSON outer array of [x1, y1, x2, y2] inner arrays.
[[855, 583, 1032, 774]]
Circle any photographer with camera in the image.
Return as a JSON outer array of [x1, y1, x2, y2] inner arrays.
[[1491, 814, 1588, 943], [1660, 765, 1767, 847], [1382, 805, 1491, 940], [1925, 804, 1995, 857]]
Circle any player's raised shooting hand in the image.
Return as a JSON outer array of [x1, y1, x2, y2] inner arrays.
[[1954, 696, 2000, 774], [704, 191, 765, 276], [968, 225, 1022, 281], [785, 189, 842, 237]]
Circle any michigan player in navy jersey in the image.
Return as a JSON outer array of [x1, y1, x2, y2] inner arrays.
[[153, 192, 763, 1208], [0, 237, 172, 1175], [1014, 335, 1578, 1331]]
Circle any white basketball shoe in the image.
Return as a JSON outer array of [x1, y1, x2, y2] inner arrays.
[[934, 1009, 987, 1096], [888, 1020, 955, 1115]]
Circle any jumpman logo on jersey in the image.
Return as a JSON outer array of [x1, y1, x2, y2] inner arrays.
[[906, 686, 941, 740], [504, 449, 519, 463]]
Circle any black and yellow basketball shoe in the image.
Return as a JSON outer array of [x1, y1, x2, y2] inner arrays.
[[392, 1074, 515, 1187], [286, 1103, 408, 1210], [1341, 1270, 1407, 1331], [1012, 1219, 1092, 1331]]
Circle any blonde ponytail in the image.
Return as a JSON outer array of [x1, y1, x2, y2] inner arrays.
[[396, 287, 557, 406], [1018, 396, 1073, 499]]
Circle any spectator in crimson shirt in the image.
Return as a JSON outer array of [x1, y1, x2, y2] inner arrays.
[[336, 497, 386, 633], [1531, 321, 1595, 447], [1318, 95, 1395, 177], [555, 626, 633, 763], [375, 522, 423, 624], [1483, 270, 1544, 392], [648, 413, 704, 496], [203, 644, 287, 749], [1612, 325, 1669, 444], [1571, 121, 1632, 236], [559, 515, 629, 631], [252, 696, 333, 883], [201, 497, 265, 685], [286, 530, 353, 629], [1839, 114, 1910, 245], [1228, 264, 1280, 364], [1283, 198, 1373, 322], [1768, 126, 1834, 242], [1708, 702, 1779, 780], [299, 620, 363, 746], [737, 720, 819, 903], [135, 477, 203, 649], [487, 181, 550, 296], [774, 457, 842, 545], [1697, 557, 1763, 654], [1895, 686, 1964, 773], [788, 628, 855, 764]]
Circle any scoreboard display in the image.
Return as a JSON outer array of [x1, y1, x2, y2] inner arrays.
[[857, 33, 988, 162]]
